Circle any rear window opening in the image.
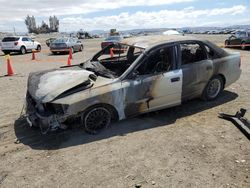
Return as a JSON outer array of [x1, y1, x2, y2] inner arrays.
[[2, 37, 20, 42]]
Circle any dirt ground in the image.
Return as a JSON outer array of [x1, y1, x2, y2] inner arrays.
[[0, 34, 249, 188]]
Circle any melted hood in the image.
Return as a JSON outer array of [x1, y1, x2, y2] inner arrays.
[[28, 69, 94, 103]]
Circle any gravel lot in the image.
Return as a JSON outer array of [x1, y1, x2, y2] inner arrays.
[[0, 34, 249, 188]]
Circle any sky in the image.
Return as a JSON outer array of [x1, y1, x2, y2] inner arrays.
[[0, 0, 249, 32]]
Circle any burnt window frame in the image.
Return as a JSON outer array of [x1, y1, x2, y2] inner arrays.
[[126, 43, 178, 78], [178, 40, 208, 68]]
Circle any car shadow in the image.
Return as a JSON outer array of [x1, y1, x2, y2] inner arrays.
[[0, 52, 34, 57], [14, 90, 238, 150]]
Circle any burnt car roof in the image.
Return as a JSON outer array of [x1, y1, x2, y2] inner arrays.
[[120, 34, 227, 57], [121, 35, 196, 49]]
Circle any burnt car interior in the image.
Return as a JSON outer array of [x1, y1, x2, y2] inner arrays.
[[136, 46, 175, 75], [180, 43, 207, 65], [82, 43, 145, 78]]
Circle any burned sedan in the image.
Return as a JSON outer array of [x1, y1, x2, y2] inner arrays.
[[25, 35, 241, 133]]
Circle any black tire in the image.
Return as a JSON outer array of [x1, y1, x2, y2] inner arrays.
[[52, 51, 57, 55], [20, 46, 26, 55], [71, 47, 74, 54], [202, 75, 224, 101], [224, 40, 229, 48], [81, 106, 112, 134], [79, 45, 83, 52], [36, 45, 41, 52], [241, 42, 246, 50]]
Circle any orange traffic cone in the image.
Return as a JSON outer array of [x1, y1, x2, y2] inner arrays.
[[69, 48, 73, 60], [32, 50, 36, 60], [110, 47, 114, 58], [6, 55, 14, 76], [67, 56, 71, 66]]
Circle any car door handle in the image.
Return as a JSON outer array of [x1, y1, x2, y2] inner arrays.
[[171, 77, 180, 82]]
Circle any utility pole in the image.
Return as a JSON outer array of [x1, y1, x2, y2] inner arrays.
[[13, 27, 16, 35]]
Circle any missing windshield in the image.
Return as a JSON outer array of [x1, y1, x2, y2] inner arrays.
[[83, 43, 144, 78]]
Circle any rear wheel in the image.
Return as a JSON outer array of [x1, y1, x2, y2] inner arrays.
[[202, 75, 224, 101], [3, 51, 10, 55], [79, 45, 83, 52], [241, 42, 246, 50], [20, 46, 26, 55], [71, 47, 74, 54], [82, 106, 112, 134], [224, 40, 229, 47]]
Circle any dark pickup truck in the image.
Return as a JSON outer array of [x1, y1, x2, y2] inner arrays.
[[225, 31, 250, 50]]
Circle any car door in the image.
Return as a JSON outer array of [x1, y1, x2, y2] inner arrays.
[[122, 45, 182, 117], [28, 38, 36, 49], [179, 42, 213, 101], [22, 37, 31, 50]]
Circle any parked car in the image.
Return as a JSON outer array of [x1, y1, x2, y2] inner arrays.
[[25, 35, 241, 134], [45, 38, 56, 47], [50, 37, 83, 54], [1, 36, 41, 55], [101, 36, 123, 49], [225, 30, 250, 50]]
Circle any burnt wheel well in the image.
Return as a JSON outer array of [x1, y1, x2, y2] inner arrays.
[[217, 74, 226, 88], [82, 103, 119, 122]]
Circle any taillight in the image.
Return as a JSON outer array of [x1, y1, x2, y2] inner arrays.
[[14, 42, 18, 45]]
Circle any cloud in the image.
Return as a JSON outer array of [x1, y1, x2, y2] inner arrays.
[[0, 0, 194, 22], [60, 5, 247, 30]]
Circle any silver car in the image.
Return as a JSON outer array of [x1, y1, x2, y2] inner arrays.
[[50, 37, 83, 54], [25, 35, 241, 134]]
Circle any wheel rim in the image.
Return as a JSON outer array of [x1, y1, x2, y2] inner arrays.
[[84, 107, 111, 132], [37, 46, 41, 51], [241, 43, 245, 50], [21, 47, 25, 54], [207, 79, 221, 98]]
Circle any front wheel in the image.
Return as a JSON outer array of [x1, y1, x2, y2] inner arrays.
[[82, 107, 112, 134], [202, 76, 224, 101], [36, 45, 41, 52], [20, 46, 26, 55]]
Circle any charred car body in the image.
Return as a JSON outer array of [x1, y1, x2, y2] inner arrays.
[[25, 35, 241, 133]]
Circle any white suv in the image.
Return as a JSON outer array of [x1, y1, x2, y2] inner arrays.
[[1, 36, 41, 55]]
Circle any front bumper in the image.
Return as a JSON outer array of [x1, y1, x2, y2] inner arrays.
[[25, 93, 69, 133], [26, 112, 66, 133]]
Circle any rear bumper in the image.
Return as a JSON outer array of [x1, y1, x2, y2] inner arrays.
[[225, 68, 242, 88], [50, 47, 70, 52], [1, 48, 20, 52]]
